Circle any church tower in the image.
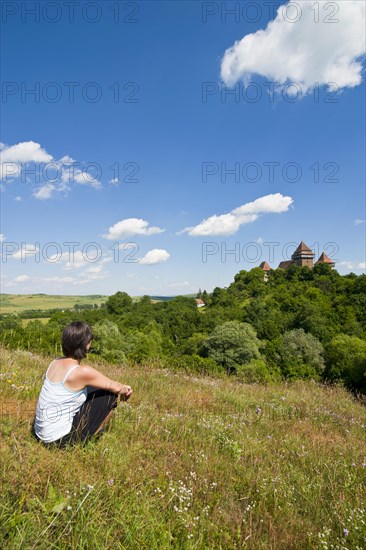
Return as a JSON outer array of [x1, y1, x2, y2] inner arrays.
[[291, 241, 315, 268], [262, 241, 336, 270], [315, 252, 335, 268]]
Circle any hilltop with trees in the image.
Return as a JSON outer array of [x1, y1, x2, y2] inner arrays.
[[1, 264, 365, 393]]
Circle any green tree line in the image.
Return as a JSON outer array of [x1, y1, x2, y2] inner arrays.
[[1, 264, 365, 393]]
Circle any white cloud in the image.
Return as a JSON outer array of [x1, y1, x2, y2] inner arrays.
[[14, 274, 30, 282], [47, 250, 114, 272], [78, 265, 108, 281], [5, 275, 78, 289], [0, 141, 53, 163], [100, 256, 113, 264], [0, 141, 53, 181], [168, 281, 190, 288], [55, 155, 75, 166], [1, 141, 102, 196], [64, 251, 95, 269], [15, 196, 22, 201], [71, 169, 101, 190], [354, 219, 366, 226], [83, 265, 104, 275], [0, 163, 21, 181], [109, 177, 119, 185], [221, 1, 366, 94], [48, 250, 100, 270], [0, 233, 5, 242], [33, 183, 57, 200], [38, 276, 75, 284], [118, 242, 138, 251], [338, 261, 366, 270], [180, 193, 293, 236], [12, 244, 39, 260], [139, 249, 170, 265], [103, 218, 165, 240]]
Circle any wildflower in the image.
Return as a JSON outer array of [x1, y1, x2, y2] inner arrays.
[[66, 505, 72, 511], [256, 406, 262, 415], [107, 479, 114, 487], [343, 528, 349, 536]]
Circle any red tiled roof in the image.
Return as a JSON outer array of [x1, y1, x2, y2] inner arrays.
[[259, 261, 271, 271], [292, 241, 315, 257], [316, 252, 335, 265], [278, 260, 294, 269]]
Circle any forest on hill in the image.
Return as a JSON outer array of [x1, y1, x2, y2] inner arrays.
[[1, 263, 365, 393]]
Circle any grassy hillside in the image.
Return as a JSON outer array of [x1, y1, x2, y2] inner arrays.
[[0, 294, 108, 314], [1, 347, 365, 549]]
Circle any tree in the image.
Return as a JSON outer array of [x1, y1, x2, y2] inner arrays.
[[92, 319, 127, 363], [181, 332, 208, 356], [128, 322, 164, 363], [204, 321, 261, 374], [106, 291, 132, 315], [325, 334, 366, 393], [278, 329, 325, 380]]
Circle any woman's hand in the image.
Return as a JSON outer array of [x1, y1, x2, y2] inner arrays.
[[118, 384, 133, 401]]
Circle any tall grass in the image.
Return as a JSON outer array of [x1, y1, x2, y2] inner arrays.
[[0, 347, 365, 549]]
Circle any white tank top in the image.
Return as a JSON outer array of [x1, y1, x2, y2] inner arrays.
[[34, 361, 88, 443]]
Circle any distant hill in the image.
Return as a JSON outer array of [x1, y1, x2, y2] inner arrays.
[[149, 294, 196, 302]]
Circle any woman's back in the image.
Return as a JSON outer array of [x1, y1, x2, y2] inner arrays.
[[33, 321, 132, 446], [47, 358, 86, 391], [34, 359, 88, 443]]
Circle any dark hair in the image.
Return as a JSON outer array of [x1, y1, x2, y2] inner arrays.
[[61, 321, 93, 361]]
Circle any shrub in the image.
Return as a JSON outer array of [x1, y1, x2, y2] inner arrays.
[[204, 321, 261, 374], [279, 329, 325, 380], [325, 334, 366, 393], [236, 358, 276, 384]]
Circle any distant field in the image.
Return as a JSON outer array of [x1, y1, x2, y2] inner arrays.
[[0, 294, 108, 314], [0, 293, 196, 314]]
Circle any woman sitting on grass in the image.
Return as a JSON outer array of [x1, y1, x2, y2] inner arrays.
[[34, 321, 132, 447]]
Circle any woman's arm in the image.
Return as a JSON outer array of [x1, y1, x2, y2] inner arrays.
[[78, 365, 132, 399]]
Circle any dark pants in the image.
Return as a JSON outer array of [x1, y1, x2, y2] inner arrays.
[[35, 390, 118, 448]]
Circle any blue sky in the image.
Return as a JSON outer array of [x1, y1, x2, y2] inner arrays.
[[1, 0, 365, 296]]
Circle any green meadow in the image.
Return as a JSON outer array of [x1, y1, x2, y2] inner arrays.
[[1, 347, 365, 549], [0, 294, 107, 314]]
